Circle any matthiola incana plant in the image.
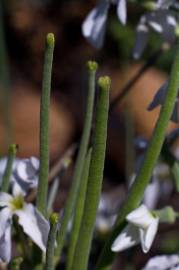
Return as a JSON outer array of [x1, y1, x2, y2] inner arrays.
[[2, 0, 179, 269]]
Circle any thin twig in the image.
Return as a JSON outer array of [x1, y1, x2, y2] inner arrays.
[[109, 48, 163, 112]]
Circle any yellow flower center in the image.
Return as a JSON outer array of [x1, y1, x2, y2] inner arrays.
[[10, 195, 24, 211]]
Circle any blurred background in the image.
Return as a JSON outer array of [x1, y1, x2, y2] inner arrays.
[[1, 1, 179, 269]]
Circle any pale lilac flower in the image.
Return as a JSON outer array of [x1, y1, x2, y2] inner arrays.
[[12, 157, 39, 195], [0, 191, 49, 262], [133, 10, 177, 59], [142, 254, 179, 270], [157, 0, 176, 9], [96, 192, 120, 233], [111, 204, 159, 253], [148, 81, 179, 123], [113, 0, 127, 25], [0, 157, 39, 195], [82, 0, 127, 48], [130, 137, 172, 209]]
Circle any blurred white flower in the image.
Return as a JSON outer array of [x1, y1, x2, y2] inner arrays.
[[0, 191, 49, 262], [142, 254, 179, 270], [133, 10, 177, 59], [132, 137, 173, 209], [96, 193, 117, 233], [82, 0, 127, 48], [157, 0, 175, 9], [12, 157, 39, 195], [0, 157, 39, 195], [111, 204, 159, 253], [113, 0, 127, 25]]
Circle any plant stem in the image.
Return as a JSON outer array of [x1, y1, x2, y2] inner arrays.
[[36, 33, 55, 216], [66, 148, 92, 270], [45, 213, 58, 270], [71, 76, 110, 270], [0, 0, 12, 147], [95, 40, 179, 270], [1, 144, 17, 192], [55, 61, 98, 260], [10, 257, 23, 270]]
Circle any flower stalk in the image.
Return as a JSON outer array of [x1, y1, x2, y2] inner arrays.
[[55, 61, 98, 259], [71, 76, 110, 270], [95, 39, 179, 270], [1, 144, 17, 192], [66, 148, 92, 270], [36, 33, 55, 216], [45, 213, 58, 270]]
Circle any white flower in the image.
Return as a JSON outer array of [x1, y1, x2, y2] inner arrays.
[[96, 193, 118, 233], [157, 0, 175, 9], [82, 0, 127, 48], [133, 10, 177, 59], [0, 192, 49, 262], [142, 254, 179, 270], [12, 157, 39, 195], [0, 156, 39, 195], [113, 0, 127, 25], [82, 0, 110, 49], [111, 205, 159, 253]]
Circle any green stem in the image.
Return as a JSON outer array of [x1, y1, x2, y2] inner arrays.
[[45, 213, 58, 270], [0, 0, 12, 147], [55, 61, 98, 259], [66, 148, 92, 270], [71, 76, 110, 270], [36, 33, 55, 216], [95, 40, 179, 270], [1, 144, 17, 192], [10, 257, 23, 270]]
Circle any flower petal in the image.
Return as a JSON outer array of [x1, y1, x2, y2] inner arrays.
[[148, 81, 179, 123], [148, 82, 168, 110], [144, 180, 160, 209], [157, 0, 175, 9], [82, 0, 109, 48], [0, 207, 12, 238], [0, 192, 12, 208], [140, 216, 159, 253], [15, 158, 38, 181], [111, 224, 139, 252], [12, 157, 39, 196], [126, 205, 154, 229], [116, 0, 127, 25], [142, 254, 179, 270], [171, 98, 179, 123], [15, 203, 49, 252], [0, 223, 11, 263], [133, 23, 149, 59]]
